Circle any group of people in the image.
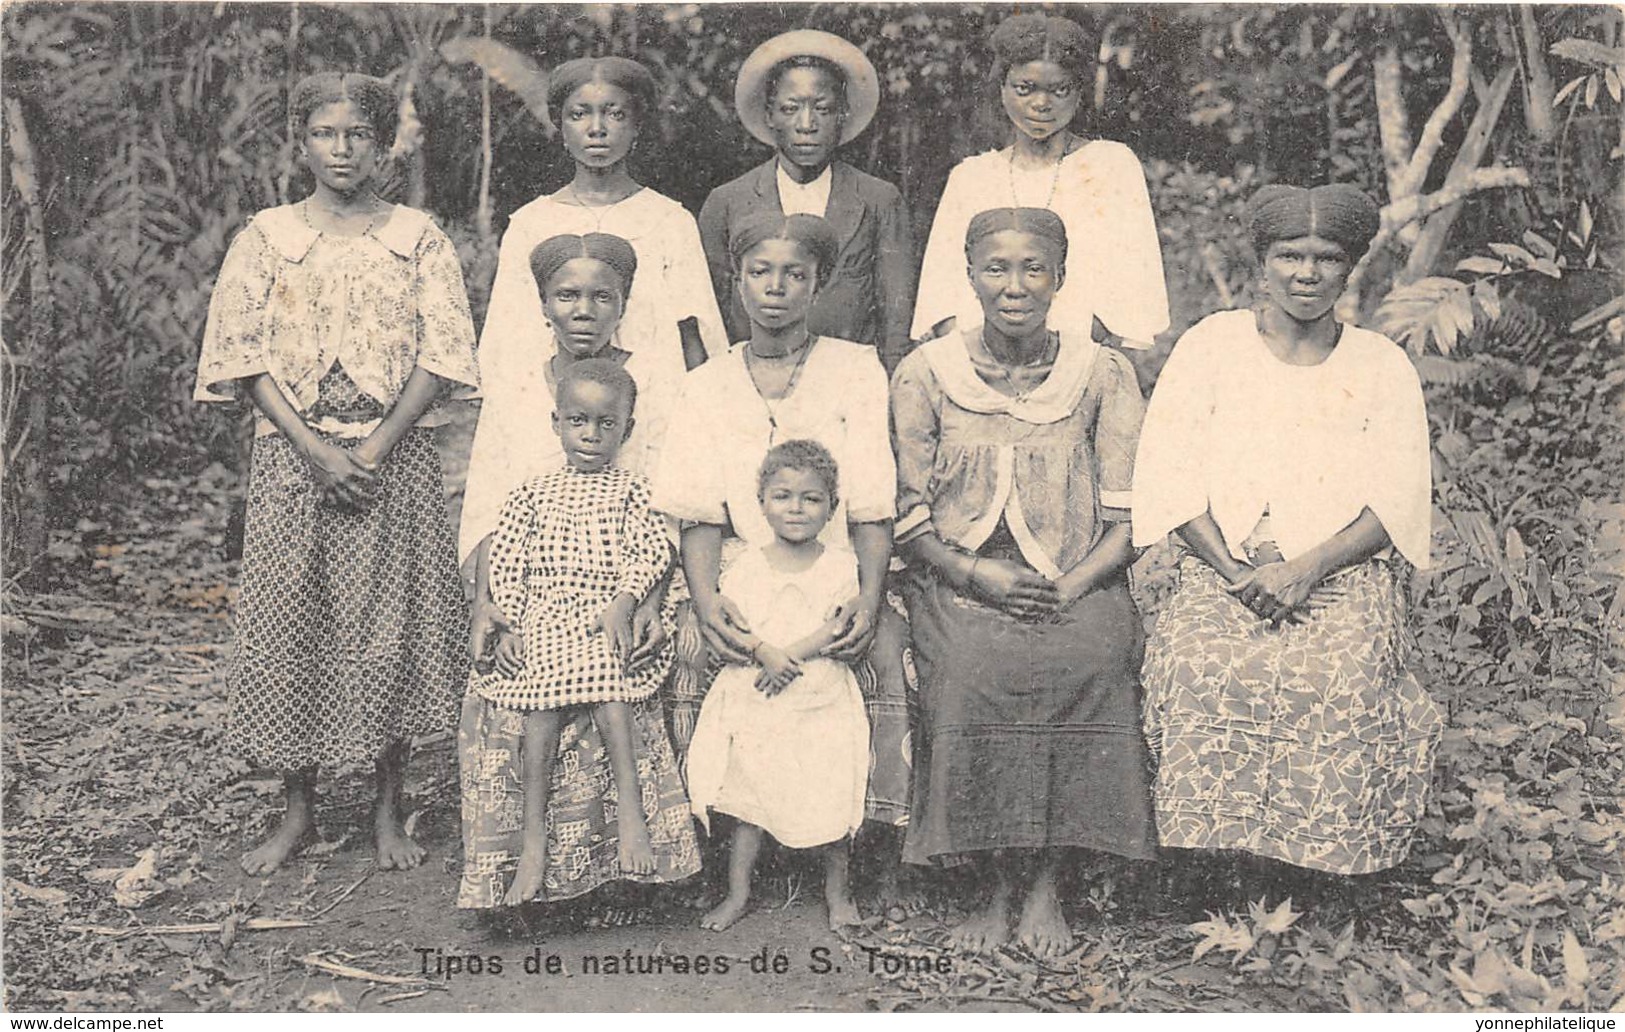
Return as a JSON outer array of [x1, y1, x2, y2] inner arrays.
[[196, 14, 1442, 959]]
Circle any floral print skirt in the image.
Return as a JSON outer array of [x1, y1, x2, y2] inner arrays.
[[456, 690, 701, 908], [228, 428, 466, 772], [1141, 556, 1443, 875]]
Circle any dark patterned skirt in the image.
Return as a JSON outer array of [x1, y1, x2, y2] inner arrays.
[[901, 566, 1157, 865], [456, 690, 701, 907], [1141, 556, 1442, 875], [228, 429, 467, 771]]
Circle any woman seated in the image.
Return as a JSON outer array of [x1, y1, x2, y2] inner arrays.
[[891, 208, 1156, 959], [1133, 184, 1441, 880]]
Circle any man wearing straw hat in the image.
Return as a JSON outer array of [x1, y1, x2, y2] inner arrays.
[[699, 29, 916, 373]]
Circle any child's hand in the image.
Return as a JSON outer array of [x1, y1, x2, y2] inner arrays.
[[470, 597, 512, 672], [625, 601, 668, 671], [752, 643, 801, 697], [493, 630, 525, 679], [595, 594, 638, 670]]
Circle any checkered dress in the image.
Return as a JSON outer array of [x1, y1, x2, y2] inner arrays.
[[474, 467, 672, 709]]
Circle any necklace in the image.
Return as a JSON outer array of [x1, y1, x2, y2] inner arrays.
[[748, 333, 816, 436], [1007, 133, 1069, 209], [302, 198, 387, 237], [979, 327, 1057, 398], [566, 178, 639, 230]]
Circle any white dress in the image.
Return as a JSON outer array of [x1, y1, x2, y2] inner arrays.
[[911, 141, 1169, 347], [458, 188, 728, 564], [685, 545, 869, 848]]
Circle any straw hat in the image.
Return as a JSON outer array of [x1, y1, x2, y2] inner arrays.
[[734, 29, 880, 147]]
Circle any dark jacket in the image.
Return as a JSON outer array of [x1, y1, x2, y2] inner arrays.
[[698, 158, 917, 372]]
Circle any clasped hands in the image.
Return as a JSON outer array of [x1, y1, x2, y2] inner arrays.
[[696, 592, 878, 696], [305, 436, 387, 513], [959, 555, 1099, 620], [1222, 556, 1335, 626], [470, 593, 668, 679]]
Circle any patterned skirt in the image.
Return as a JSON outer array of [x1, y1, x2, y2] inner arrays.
[[228, 429, 467, 771], [1141, 556, 1443, 875], [901, 567, 1157, 865], [456, 690, 701, 908]]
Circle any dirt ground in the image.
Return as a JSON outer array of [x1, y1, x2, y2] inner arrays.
[[1, 462, 1384, 1014], [146, 780, 977, 1013]]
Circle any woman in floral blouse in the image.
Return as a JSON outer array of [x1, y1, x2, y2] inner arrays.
[[195, 73, 480, 876]]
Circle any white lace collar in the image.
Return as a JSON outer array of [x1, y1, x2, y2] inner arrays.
[[919, 327, 1099, 425]]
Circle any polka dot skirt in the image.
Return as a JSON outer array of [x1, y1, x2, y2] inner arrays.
[[228, 428, 467, 771]]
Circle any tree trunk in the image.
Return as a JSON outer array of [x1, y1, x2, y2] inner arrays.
[[278, 1, 301, 205], [477, 4, 493, 243], [1402, 63, 1518, 283], [1517, 5, 1557, 143], [3, 99, 54, 586]]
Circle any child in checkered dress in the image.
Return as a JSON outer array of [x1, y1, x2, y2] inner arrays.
[[468, 358, 680, 905]]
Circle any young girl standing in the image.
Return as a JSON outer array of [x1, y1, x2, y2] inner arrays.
[[458, 236, 700, 910], [686, 440, 869, 932], [195, 73, 479, 874]]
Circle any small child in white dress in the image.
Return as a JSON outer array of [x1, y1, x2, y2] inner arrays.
[[687, 439, 870, 932]]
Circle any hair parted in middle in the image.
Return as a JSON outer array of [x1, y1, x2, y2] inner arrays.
[[987, 13, 1092, 86], [758, 438, 840, 507], [545, 56, 659, 132], [291, 72, 399, 150], [1243, 183, 1382, 262], [964, 206, 1070, 267], [728, 212, 841, 288], [529, 232, 640, 301]]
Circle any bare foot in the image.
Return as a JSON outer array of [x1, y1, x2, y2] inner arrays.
[[868, 857, 929, 919], [240, 809, 313, 876], [949, 892, 1012, 953], [374, 813, 425, 871], [699, 892, 750, 932], [1014, 877, 1073, 960], [504, 847, 546, 905], [617, 811, 657, 875], [827, 894, 862, 931]]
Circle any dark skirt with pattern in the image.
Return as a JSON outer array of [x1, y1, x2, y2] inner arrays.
[[228, 428, 467, 771], [1141, 556, 1442, 875], [456, 690, 702, 908], [901, 565, 1157, 865]]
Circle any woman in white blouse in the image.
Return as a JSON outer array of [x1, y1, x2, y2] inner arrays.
[[459, 56, 727, 571], [912, 13, 1169, 357], [1133, 184, 1441, 881]]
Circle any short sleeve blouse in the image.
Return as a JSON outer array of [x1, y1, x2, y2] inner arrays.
[[459, 189, 726, 562], [652, 336, 896, 551], [194, 204, 479, 436]]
